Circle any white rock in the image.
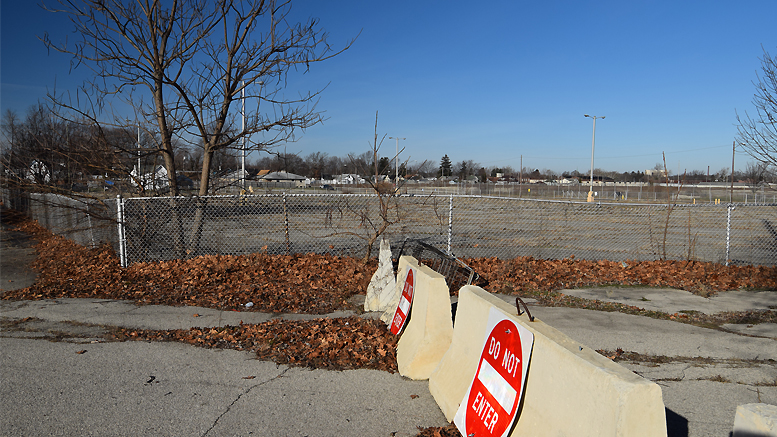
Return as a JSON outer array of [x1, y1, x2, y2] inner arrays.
[[364, 238, 397, 313]]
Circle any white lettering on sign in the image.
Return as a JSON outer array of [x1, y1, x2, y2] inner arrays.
[[501, 348, 520, 379], [476, 358, 517, 414], [471, 391, 499, 433], [392, 313, 402, 330], [399, 295, 410, 314], [488, 337, 500, 360]]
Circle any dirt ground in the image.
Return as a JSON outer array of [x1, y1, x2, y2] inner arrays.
[[0, 208, 38, 293]]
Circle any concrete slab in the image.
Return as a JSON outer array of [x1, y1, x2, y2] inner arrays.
[[722, 323, 777, 339], [526, 305, 777, 361], [0, 337, 447, 436], [0, 298, 359, 330], [559, 287, 777, 315]]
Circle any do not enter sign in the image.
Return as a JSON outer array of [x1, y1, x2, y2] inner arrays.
[[390, 268, 415, 335], [454, 307, 534, 437]]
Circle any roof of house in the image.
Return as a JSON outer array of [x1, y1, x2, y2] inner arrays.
[[258, 171, 306, 181]]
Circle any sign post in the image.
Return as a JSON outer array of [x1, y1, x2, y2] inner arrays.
[[390, 268, 415, 335], [454, 307, 534, 437]]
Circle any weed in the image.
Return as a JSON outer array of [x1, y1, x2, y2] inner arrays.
[[753, 378, 777, 387], [700, 375, 731, 383]]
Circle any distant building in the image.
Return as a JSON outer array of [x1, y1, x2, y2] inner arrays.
[[645, 169, 667, 177], [257, 171, 308, 188], [335, 173, 364, 184], [130, 165, 168, 190], [26, 160, 51, 184]]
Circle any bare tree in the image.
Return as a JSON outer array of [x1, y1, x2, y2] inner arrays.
[[736, 47, 777, 167], [1, 105, 134, 194], [336, 111, 405, 259], [43, 0, 355, 197], [742, 161, 775, 197]]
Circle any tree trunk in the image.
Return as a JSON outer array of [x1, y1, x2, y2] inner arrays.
[[198, 148, 214, 197], [188, 148, 214, 257]]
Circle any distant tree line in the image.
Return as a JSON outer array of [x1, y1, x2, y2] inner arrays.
[[3, 102, 775, 201]]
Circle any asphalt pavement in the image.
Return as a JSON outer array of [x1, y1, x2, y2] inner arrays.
[[1, 219, 776, 436]]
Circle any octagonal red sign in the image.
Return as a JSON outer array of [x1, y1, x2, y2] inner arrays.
[[454, 308, 534, 437], [390, 268, 415, 335]]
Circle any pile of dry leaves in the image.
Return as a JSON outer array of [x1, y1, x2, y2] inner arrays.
[[467, 256, 777, 297], [3, 220, 375, 313], [112, 316, 398, 372]]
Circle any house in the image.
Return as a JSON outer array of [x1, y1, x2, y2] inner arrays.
[[130, 165, 169, 190], [335, 173, 364, 184], [26, 160, 51, 184], [257, 171, 308, 188], [645, 169, 667, 177]]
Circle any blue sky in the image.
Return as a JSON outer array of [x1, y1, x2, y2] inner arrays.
[[2, 1, 776, 174]]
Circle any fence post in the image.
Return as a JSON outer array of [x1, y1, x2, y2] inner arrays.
[[116, 195, 127, 268], [447, 195, 453, 255], [725, 204, 734, 266], [283, 192, 290, 255]]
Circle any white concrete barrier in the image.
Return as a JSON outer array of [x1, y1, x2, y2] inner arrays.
[[429, 285, 667, 437], [395, 256, 454, 380], [733, 403, 777, 437]]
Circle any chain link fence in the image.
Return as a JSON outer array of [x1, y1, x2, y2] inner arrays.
[[113, 194, 777, 267], [4, 189, 774, 267]]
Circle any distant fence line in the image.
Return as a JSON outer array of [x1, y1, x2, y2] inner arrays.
[[3, 190, 775, 267]]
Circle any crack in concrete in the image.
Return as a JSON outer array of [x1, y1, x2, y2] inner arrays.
[[200, 367, 290, 437]]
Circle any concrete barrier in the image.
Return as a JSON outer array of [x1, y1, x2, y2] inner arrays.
[[396, 256, 454, 380], [429, 285, 667, 437], [733, 403, 777, 437]]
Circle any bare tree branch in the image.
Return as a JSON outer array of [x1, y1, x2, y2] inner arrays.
[[736, 46, 777, 167]]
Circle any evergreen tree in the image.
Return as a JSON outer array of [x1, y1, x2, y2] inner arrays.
[[439, 154, 452, 177]]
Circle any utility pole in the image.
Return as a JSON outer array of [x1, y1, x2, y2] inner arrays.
[[730, 141, 736, 203], [388, 136, 406, 186], [584, 114, 605, 202], [137, 123, 141, 187], [241, 81, 246, 190]]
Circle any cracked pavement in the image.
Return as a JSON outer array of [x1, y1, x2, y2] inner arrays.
[[2, 297, 775, 436], [0, 331, 445, 436]]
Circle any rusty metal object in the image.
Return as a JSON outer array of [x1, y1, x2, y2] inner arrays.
[[394, 238, 477, 293], [515, 296, 534, 322]]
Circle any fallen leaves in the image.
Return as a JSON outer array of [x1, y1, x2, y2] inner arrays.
[[416, 423, 461, 437], [111, 316, 398, 372], [467, 256, 777, 296], [3, 219, 375, 314]]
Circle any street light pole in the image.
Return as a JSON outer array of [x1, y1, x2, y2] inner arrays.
[[388, 136, 406, 185], [242, 81, 263, 191], [241, 81, 246, 190], [584, 114, 604, 202]]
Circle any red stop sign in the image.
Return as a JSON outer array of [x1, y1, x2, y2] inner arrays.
[[390, 269, 415, 335], [456, 314, 532, 437]]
